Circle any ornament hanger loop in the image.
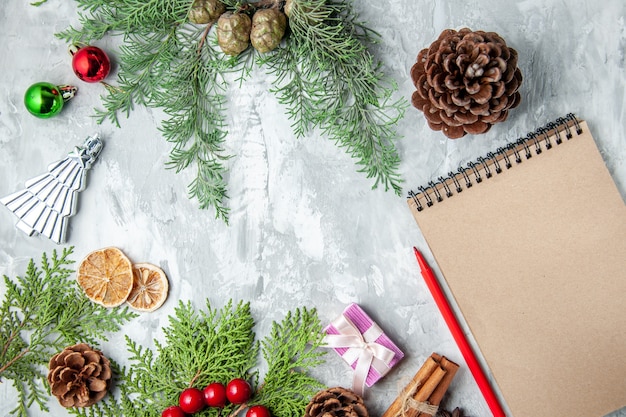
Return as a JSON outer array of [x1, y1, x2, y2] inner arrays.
[[77, 134, 104, 168]]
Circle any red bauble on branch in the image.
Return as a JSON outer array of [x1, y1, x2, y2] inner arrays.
[[70, 44, 111, 83], [226, 378, 252, 404], [203, 382, 227, 408], [179, 387, 206, 414], [161, 405, 186, 417], [247, 405, 271, 417]]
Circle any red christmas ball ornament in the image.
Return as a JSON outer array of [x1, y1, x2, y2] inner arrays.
[[70, 44, 111, 83]]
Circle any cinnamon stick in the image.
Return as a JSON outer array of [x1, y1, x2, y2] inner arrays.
[[381, 356, 439, 417], [405, 366, 446, 417], [428, 356, 459, 406], [417, 356, 459, 417], [382, 353, 460, 417]]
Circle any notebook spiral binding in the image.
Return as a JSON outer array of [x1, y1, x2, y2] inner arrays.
[[408, 113, 583, 212]]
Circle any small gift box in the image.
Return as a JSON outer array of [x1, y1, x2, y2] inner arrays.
[[323, 303, 404, 396]]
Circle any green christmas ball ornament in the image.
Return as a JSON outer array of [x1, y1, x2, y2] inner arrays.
[[24, 82, 77, 118]]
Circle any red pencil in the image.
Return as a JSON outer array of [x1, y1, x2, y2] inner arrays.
[[413, 247, 506, 417]]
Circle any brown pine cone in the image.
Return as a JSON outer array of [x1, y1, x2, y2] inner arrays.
[[304, 387, 369, 417], [437, 407, 470, 417], [47, 343, 112, 408], [411, 28, 523, 139]]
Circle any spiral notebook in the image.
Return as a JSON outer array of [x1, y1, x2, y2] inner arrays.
[[408, 114, 626, 417]]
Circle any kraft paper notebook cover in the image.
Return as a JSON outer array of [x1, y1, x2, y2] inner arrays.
[[407, 114, 626, 417]]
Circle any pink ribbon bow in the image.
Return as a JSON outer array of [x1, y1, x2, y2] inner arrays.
[[323, 313, 396, 396]]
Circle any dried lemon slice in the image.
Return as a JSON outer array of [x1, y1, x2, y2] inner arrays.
[[126, 263, 169, 312], [77, 247, 134, 308]]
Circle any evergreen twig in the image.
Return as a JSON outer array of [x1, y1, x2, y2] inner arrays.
[[55, 0, 405, 222], [0, 248, 137, 417], [67, 300, 326, 417], [255, 308, 326, 417], [261, 0, 406, 194]]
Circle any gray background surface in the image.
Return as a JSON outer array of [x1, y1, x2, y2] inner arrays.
[[1, 0, 625, 416]]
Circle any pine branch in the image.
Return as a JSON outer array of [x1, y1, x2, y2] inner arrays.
[[159, 24, 235, 222], [261, 45, 326, 137], [0, 248, 137, 417], [255, 308, 326, 417], [159, 300, 258, 389], [57, 1, 238, 221], [261, 0, 406, 195], [111, 300, 259, 415], [67, 300, 326, 417], [55, 0, 406, 222], [57, 0, 190, 40], [94, 30, 181, 127]]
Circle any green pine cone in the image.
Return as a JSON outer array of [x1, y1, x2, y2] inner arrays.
[[284, 0, 293, 18], [188, 0, 225, 24], [251, 9, 287, 53], [283, 0, 322, 26], [217, 12, 252, 56]]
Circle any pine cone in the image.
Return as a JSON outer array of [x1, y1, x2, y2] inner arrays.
[[188, 0, 225, 24], [411, 28, 523, 139], [217, 12, 252, 56], [251, 9, 287, 53], [47, 343, 112, 408], [284, 0, 293, 18], [436, 407, 469, 417], [304, 387, 369, 417]]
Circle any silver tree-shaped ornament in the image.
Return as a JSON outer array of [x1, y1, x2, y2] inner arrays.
[[1, 134, 103, 244]]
